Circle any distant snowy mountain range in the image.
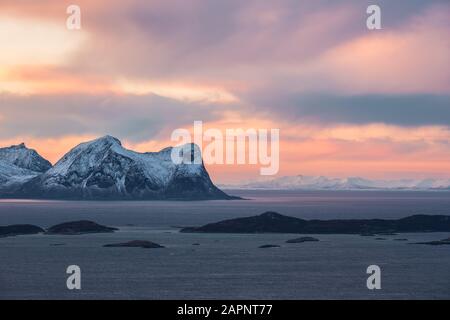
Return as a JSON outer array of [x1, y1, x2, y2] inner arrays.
[[220, 175, 450, 191], [0, 136, 231, 200]]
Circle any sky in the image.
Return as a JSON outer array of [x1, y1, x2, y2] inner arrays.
[[0, 0, 449, 183]]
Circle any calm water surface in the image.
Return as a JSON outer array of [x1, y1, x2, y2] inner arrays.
[[0, 190, 449, 299]]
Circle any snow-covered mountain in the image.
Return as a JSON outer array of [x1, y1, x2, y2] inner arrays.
[[0, 143, 51, 192], [0, 143, 52, 173], [222, 175, 450, 191], [15, 135, 231, 200], [0, 161, 41, 189]]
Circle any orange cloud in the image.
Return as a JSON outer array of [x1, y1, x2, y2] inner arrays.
[[123, 119, 450, 182], [1, 65, 113, 94]]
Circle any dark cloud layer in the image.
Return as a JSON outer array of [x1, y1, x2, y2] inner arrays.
[[245, 93, 450, 126], [0, 93, 226, 141]]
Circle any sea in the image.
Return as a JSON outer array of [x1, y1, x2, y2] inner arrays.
[[0, 190, 449, 299]]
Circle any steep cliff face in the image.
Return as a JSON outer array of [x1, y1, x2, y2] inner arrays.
[[16, 136, 231, 200]]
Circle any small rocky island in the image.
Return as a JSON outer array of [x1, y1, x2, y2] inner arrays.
[[286, 237, 319, 243], [414, 237, 450, 246], [0, 224, 44, 237], [259, 244, 280, 249], [103, 240, 164, 249], [180, 212, 450, 234], [46, 221, 118, 235], [1, 220, 118, 237]]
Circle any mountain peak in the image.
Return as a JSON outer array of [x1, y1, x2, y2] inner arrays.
[[0, 143, 51, 173], [6, 143, 27, 150], [94, 135, 122, 146], [14, 143, 26, 149], [260, 211, 285, 219]]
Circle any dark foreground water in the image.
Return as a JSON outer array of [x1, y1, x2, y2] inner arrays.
[[0, 190, 449, 299]]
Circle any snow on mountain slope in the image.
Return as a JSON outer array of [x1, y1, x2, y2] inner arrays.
[[17, 135, 231, 200], [0, 143, 51, 193], [222, 175, 450, 191], [0, 160, 40, 187], [0, 143, 52, 173]]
